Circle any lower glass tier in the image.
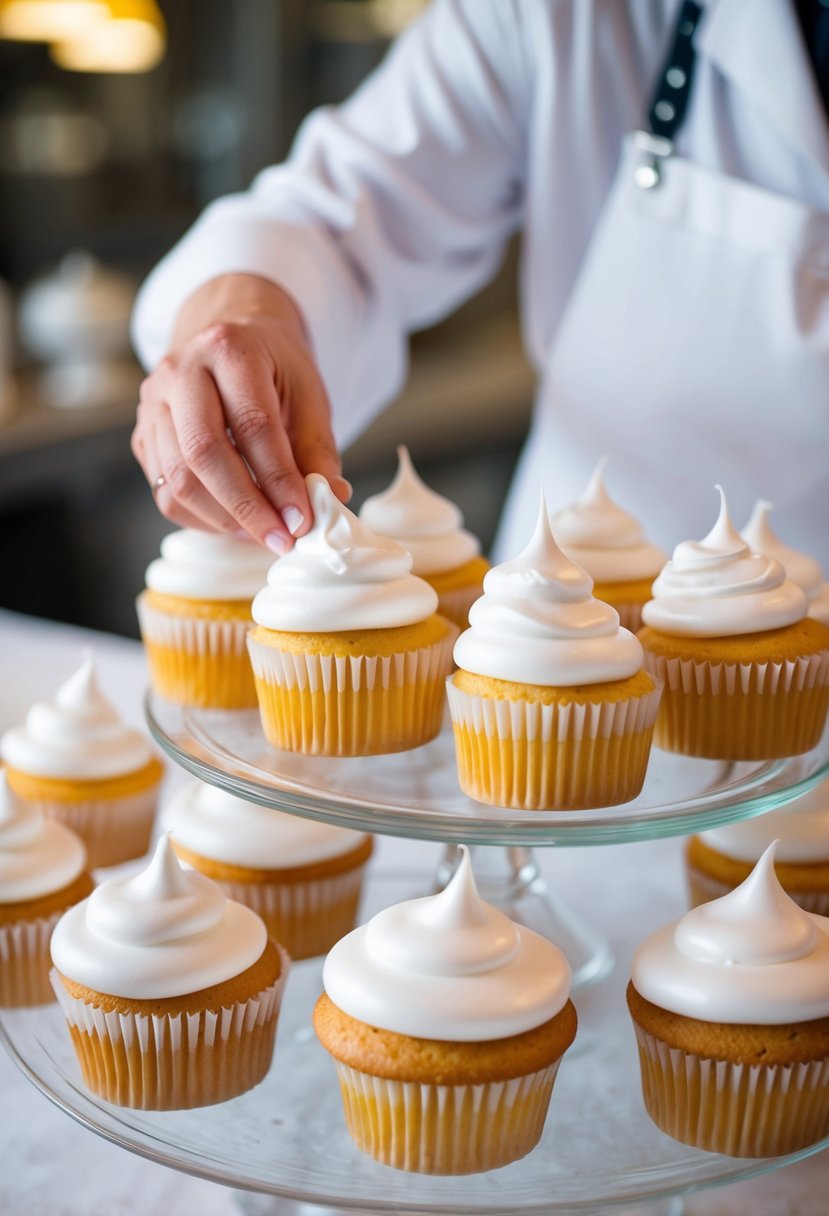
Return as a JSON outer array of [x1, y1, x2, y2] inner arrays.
[[3, 867, 827, 1215], [145, 695, 829, 847]]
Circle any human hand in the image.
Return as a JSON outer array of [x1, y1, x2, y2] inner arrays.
[[131, 273, 350, 553]]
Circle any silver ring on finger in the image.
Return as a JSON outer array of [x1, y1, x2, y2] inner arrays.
[[152, 474, 166, 494]]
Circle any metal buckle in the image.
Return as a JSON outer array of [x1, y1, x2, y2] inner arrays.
[[633, 129, 673, 190]]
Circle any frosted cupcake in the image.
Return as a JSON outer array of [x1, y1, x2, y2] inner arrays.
[[167, 778, 372, 959], [0, 776, 92, 1007], [639, 488, 829, 759], [686, 776, 829, 916], [359, 446, 489, 629], [50, 834, 287, 1109], [136, 529, 273, 708], [248, 474, 456, 756], [314, 847, 577, 1174], [1, 652, 163, 868], [447, 496, 661, 810], [628, 844, 829, 1157], [741, 500, 829, 627], [551, 458, 666, 632]]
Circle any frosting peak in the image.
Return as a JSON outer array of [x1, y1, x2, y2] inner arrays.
[[675, 844, 817, 966], [323, 845, 571, 1041], [632, 844, 829, 1023], [1, 652, 154, 780], [741, 500, 829, 627], [0, 775, 87, 903], [50, 834, 267, 999], [453, 495, 643, 685], [252, 474, 438, 632], [358, 447, 481, 575], [642, 487, 807, 637]]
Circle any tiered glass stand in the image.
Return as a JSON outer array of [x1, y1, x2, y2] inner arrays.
[[1, 697, 828, 1216]]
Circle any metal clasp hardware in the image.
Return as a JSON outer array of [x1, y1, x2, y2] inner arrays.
[[633, 130, 674, 190]]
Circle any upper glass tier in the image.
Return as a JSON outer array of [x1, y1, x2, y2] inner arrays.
[[145, 694, 829, 847]]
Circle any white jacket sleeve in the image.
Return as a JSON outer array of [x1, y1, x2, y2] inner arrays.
[[130, 0, 528, 448]]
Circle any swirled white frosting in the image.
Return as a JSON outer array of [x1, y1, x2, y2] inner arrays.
[[641, 488, 807, 638], [359, 447, 481, 576], [698, 777, 829, 864], [252, 474, 438, 632], [0, 652, 154, 780], [632, 844, 829, 1023], [453, 495, 643, 686], [166, 779, 368, 869], [0, 775, 86, 903], [323, 847, 570, 1040], [741, 500, 829, 628], [145, 528, 273, 601], [50, 834, 267, 998], [552, 458, 666, 583]]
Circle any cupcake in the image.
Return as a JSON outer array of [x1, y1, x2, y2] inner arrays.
[[359, 446, 489, 630], [446, 495, 661, 810], [686, 776, 829, 915], [1, 652, 163, 868], [639, 488, 829, 759], [628, 844, 829, 1157], [741, 500, 829, 627], [314, 847, 577, 1174], [50, 834, 287, 1109], [247, 473, 456, 756], [551, 457, 666, 632], [166, 778, 372, 959], [136, 528, 273, 708], [0, 775, 92, 1007]]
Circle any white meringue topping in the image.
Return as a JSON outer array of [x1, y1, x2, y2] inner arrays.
[[0, 775, 86, 903], [642, 487, 807, 637], [741, 500, 829, 628], [698, 776, 829, 864], [145, 528, 273, 601], [252, 473, 438, 632], [323, 847, 571, 1040]]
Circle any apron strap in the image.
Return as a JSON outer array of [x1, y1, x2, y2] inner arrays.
[[634, 0, 704, 189]]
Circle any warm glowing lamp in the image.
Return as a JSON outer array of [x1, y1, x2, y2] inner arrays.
[[50, 0, 165, 72], [0, 0, 107, 42]]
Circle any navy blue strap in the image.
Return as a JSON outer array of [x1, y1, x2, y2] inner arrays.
[[647, 1, 704, 141]]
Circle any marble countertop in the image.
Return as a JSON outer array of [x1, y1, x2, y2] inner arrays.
[[1, 609, 826, 1216]]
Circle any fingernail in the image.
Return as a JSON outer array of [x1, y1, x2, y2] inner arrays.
[[264, 530, 290, 555], [282, 506, 304, 536]]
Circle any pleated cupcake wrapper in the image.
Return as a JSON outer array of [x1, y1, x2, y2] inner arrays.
[[434, 585, 484, 633], [216, 863, 367, 960], [333, 1059, 561, 1174], [686, 859, 829, 917], [0, 911, 63, 1007], [642, 649, 829, 759], [247, 628, 456, 756], [51, 945, 289, 1110], [136, 593, 258, 708], [446, 679, 661, 810], [633, 1023, 829, 1157], [611, 601, 646, 634], [21, 785, 159, 871]]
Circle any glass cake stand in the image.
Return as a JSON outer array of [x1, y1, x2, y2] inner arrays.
[[2, 703, 828, 1216]]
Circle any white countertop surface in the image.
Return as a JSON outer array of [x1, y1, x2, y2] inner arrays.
[[0, 609, 826, 1216]]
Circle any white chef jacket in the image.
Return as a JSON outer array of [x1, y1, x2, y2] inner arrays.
[[132, 0, 829, 563]]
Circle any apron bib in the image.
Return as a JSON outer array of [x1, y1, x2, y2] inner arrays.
[[495, 9, 829, 565]]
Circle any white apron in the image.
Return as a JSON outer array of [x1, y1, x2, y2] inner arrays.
[[495, 34, 829, 567]]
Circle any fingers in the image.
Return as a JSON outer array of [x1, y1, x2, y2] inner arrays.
[[162, 358, 291, 552], [133, 411, 214, 531], [153, 403, 239, 532], [206, 335, 312, 538], [282, 356, 351, 506]]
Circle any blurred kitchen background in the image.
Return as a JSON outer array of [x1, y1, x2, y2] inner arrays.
[[0, 0, 534, 637]]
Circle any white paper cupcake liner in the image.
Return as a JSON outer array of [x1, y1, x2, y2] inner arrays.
[[633, 1022, 829, 1157], [434, 585, 484, 632], [136, 594, 252, 657], [51, 943, 289, 1109], [446, 677, 661, 809], [333, 1059, 561, 1174], [612, 601, 646, 633], [686, 857, 829, 917], [216, 863, 367, 959], [642, 649, 829, 759], [0, 912, 63, 1007], [248, 627, 457, 755], [27, 786, 159, 870]]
